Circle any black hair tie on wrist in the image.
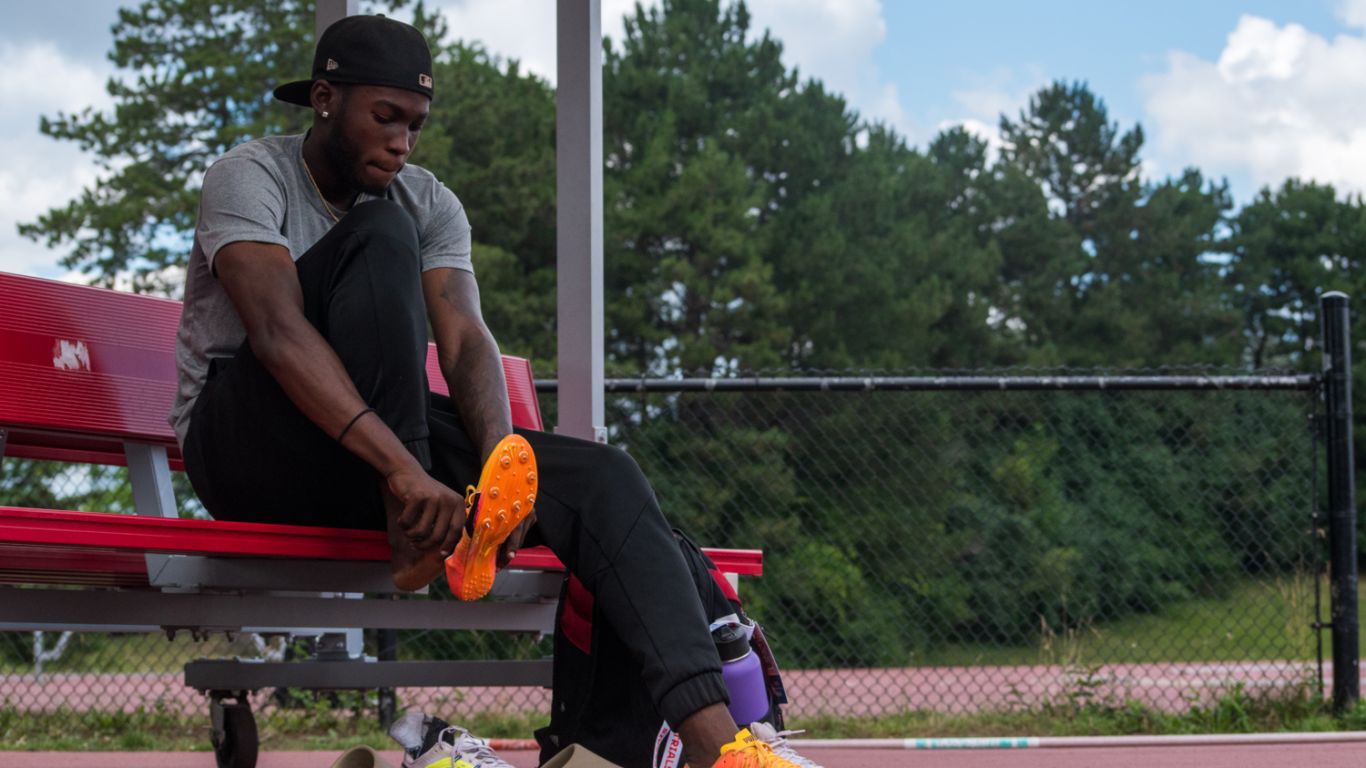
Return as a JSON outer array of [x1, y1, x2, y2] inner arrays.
[[337, 407, 375, 442]]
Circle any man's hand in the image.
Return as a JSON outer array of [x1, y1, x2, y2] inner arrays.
[[386, 466, 465, 555]]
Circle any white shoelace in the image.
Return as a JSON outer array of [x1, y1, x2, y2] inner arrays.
[[435, 725, 515, 768], [750, 723, 824, 768]]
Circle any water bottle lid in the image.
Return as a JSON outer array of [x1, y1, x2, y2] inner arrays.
[[711, 622, 750, 662]]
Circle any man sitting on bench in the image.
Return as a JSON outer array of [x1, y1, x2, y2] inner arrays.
[[169, 14, 817, 768]]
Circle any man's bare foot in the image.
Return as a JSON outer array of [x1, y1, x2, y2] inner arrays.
[[388, 525, 445, 591], [383, 486, 446, 591]]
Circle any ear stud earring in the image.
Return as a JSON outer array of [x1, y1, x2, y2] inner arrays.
[[320, 111, 330, 118]]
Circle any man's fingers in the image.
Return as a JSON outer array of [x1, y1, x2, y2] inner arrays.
[[440, 513, 461, 557], [397, 497, 422, 529], [390, 473, 467, 552], [420, 502, 449, 550], [403, 500, 438, 548], [497, 514, 536, 568]]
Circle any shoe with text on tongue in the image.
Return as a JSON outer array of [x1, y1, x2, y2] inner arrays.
[[388, 712, 515, 768]]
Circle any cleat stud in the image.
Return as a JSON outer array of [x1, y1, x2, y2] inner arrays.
[[512, 501, 523, 513], [500, 456, 511, 469], [519, 451, 529, 464], [527, 471, 537, 483], [482, 520, 493, 530], [489, 487, 500, 499], [498, 511, 508, 522], [527, 493, 536, 504]]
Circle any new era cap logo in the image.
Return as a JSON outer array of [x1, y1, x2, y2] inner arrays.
[[419, 73, 433, 88], [326, 58, 339, 71]]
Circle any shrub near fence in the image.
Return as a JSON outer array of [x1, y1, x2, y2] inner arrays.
[[584, 369, 1324, 714], [0, 368, 1327, 725]]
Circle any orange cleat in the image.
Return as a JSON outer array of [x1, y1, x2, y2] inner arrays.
[[445, 434, 538, 601], [710, 727, 806, 768]]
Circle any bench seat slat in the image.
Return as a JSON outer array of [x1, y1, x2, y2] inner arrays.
[[0, 507, 391, 560], [0, 507, 763, 577]]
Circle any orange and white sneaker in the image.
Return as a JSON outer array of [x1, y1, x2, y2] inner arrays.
[[710, 727, 805, 768], [445, 434, 538, 601]]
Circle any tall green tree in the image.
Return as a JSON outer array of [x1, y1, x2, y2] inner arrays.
[[999, 81, 1143, 239], [930, 127, 1082, 365], [20, 0, 317, 294], [1225, 180, 1366, 370], [998, 81, 1236, 366], [603, 0, 793, 375], [410, 40, 559, 368]]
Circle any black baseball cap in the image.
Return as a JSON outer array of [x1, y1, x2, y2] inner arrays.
[[274, 15, 434, 107]]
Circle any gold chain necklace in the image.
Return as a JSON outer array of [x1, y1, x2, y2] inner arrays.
[[301, 152, 346, 223]]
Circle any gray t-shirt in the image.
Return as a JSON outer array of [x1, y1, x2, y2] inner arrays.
[[169, 133, 473, 445]]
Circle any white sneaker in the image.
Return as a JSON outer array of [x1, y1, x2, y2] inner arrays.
[[388, 712, 516, 768], [747, 721, 824, 768]]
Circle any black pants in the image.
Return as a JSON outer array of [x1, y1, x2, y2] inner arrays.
[[183, 199, 728, 727]]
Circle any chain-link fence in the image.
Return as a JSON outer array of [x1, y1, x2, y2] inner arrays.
[[0, 369, 1329, 732]]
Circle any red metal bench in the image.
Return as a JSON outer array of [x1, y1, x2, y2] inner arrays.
[[0, 270, 761, 765]]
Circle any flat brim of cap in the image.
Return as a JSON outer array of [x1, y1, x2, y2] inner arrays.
[[273, 80, 314, 107]]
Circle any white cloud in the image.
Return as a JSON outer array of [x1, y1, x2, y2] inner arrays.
[[933, 66, 1047, 159], [941, 117, 1005, 162], [745, 0, 905, 131], [1341, 0, 1366, 30], [0, 40, 111, 278], [424, 0, 642, 81], [1142, 14, 1366, 198]]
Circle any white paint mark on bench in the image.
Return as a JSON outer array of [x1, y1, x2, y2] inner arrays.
[[52, 340, 91, 371]]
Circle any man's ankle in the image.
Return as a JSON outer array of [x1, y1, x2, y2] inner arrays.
[[677, 702, 738, 767]]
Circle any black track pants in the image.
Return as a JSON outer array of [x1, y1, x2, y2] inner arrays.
[[182, 199, 729, 727]]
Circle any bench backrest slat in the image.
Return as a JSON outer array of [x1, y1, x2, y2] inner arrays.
[[0, 271, 544, 465]]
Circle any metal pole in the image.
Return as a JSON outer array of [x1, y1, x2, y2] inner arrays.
[[377, 628, 397, 729], [1322, 291, 1358, 711], [555, 0, 607, 443], [315, 0, 358, 39]]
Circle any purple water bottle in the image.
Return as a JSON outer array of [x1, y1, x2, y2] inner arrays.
[[713, 622, 768, 726]]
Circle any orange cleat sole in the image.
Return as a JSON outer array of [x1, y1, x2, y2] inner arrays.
[[446, 434, 538, 601]]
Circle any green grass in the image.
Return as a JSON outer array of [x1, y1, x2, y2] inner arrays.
[[918, 575, 1324, 667]]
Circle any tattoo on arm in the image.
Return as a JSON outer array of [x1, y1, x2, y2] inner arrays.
[[432, 272, 513, 461]]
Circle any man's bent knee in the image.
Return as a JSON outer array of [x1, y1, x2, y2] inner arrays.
[[338, 198, 420, 253]]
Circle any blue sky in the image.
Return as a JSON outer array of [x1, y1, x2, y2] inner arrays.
[[881, 0, 1342, 132], [2, 1, 1365, 279]]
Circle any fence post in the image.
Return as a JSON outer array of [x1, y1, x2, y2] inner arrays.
[[1322, 291, 1358, 711], [377, 628, 397, 730]]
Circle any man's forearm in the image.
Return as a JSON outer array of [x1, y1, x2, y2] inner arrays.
[[252, 317, 421, 478], [444, 327, 514, 462]]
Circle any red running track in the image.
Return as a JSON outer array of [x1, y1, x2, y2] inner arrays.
[[4, 742, 1366, 767]]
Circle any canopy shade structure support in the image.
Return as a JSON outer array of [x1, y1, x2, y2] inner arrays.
[[554, 0, 607, 443], [315, 0, 358, 39]]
